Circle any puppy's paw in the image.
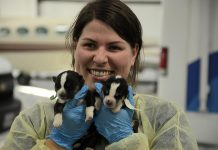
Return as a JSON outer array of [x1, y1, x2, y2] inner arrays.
[[53, 113, 62, 127], [112, 108, 120, 113], [112, 101, 123, 113], [77, 99, 84, 106], [73, 142, 81, 149], [85, 106, 94, 122], [85, 116, 93, 123], [95, 97, 101, 111], [85, 147, 94, 150]]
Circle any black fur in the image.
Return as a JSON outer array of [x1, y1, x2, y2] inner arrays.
[[73, 123, 106, 150]]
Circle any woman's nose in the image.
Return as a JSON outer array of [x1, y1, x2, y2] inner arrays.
[[93, 48, 108, 65]]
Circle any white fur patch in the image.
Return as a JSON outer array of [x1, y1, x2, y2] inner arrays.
[[85, 106, 94, 122], [95, 97, 101, 111], [57, 72, 67, 101], [58, 98, 65, 104], [61, 72, 67, 87], [110, 83, 120, 96], [85, 148, 94, 150], [53, 113, 63, 127], [115, 75, 122, 79], [103, 82, 120, 109], [112, 98, 123, 113], [124, 98, 141, 111]]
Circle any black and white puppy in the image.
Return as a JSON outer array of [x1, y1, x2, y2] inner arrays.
[[103, 75, 139, 132], [51, 70, 85, 127], [51, 70, 98, 127], [102, 75, 131, 112]]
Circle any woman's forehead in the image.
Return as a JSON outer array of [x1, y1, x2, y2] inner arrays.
[[79, 20, 127, 44]]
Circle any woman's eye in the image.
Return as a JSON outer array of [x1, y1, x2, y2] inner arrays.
[[108, 45, 122, 51], [83, 43, 96, 50], [65, 83, 71, 88], [103, 87, 109, 95]]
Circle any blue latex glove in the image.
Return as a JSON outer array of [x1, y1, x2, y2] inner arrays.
[[94, 84, 135, 144], [47, 85, 92, 150]]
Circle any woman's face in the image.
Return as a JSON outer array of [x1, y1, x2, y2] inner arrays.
[[74, 19, 138, 86]]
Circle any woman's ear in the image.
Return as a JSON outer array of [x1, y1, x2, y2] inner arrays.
[[72, 41, 78, 50], [131, 44, 139, 66], [101, 81, 107, 96]]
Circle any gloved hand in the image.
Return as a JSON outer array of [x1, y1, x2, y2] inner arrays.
[[94, 84, 135, 144], [47, 85, 92, 150]]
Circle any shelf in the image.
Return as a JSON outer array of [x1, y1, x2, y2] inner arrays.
[[0, 43, 65, 51]]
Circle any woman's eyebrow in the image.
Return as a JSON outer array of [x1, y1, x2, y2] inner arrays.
[[108, 41, 125, 45], [81, 38, 124, 45], [81, 38, 96, 42]]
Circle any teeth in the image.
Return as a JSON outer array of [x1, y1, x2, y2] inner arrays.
[[90, 69, 112, 77]]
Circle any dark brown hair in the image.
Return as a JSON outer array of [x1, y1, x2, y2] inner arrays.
[[66, 0, 143, 86]]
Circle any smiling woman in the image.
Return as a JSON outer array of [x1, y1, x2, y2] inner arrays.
[[66, 0, 142, 86], [1, 0, 198, 150]]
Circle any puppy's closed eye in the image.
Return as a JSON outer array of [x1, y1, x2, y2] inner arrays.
[[114, 93, 122, 99]]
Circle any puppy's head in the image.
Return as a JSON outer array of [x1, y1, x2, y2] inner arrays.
[[53, 70, 84, 101], [102, 75, 128, 109]]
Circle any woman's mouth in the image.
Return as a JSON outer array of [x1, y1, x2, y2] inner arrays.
[[88, 69, 114, 77]]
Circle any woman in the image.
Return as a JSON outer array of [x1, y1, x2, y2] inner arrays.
[[1, 0, 198, 150]]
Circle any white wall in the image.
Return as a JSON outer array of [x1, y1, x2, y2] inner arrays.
[[158, 0, 190, 108], [0, 1, 163, 73], [0, 0, 37, 17], [39, 1, 163, 44], [159, 0, 218, 144], [210, 0, 218, 52]]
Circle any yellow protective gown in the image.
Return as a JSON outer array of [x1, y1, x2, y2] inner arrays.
[[1, 94, 199, 150]]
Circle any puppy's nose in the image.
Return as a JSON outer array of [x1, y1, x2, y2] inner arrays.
[[106, 100, 112, 106], [59, 93, 67, 99]]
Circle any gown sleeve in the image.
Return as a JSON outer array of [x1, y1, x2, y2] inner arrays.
[[133, 94, 199, 150], [1, 101, 54, 150], [98, 94, 198, 150]]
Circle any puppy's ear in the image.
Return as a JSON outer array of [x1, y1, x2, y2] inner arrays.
[[77, 74, 85, 85], [52, 76, 57, 83], [78, 74, 84, 81], [101, 81, 107, 95]]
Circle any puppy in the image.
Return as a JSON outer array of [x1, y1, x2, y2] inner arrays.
[[103, 75, 139, 132], [51, 70, 99, 128], [102, 75, 129, 112], [51, 70, 85, 127]]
